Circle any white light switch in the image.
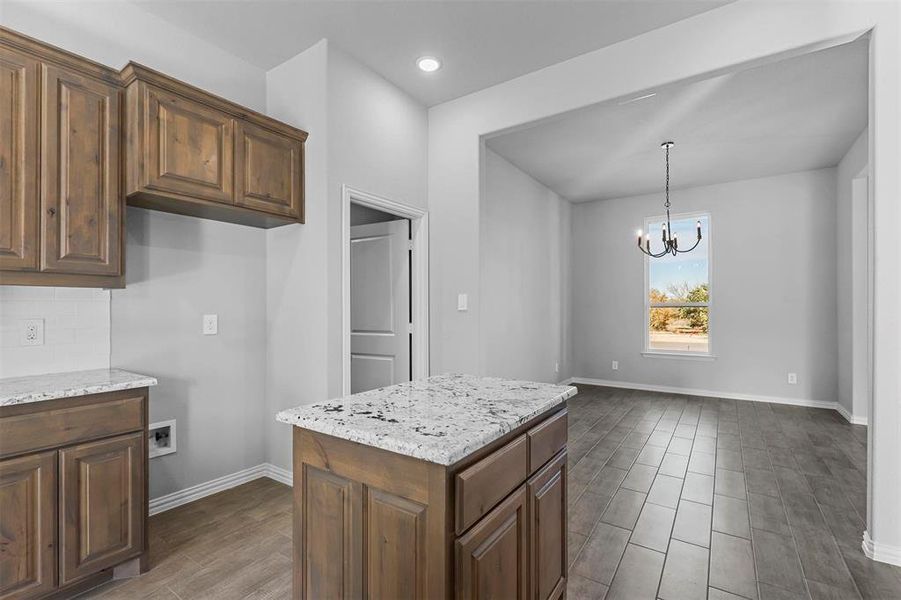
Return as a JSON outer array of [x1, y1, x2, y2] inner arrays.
[[457, 293, 468, 311], [202, 314, 218, 335]]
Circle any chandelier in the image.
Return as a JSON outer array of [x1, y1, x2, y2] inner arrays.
[[637, 141, 702, 258]]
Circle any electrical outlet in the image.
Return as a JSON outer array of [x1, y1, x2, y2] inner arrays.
[[612, 360, 619, 371], [555, 362, 559, 374], [202, 314, 218, 335], [457, 293, 468, 311], [787, 372, 798, 385], [22, 319, 44, 346]]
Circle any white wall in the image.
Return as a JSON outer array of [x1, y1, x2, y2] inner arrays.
[[428, 0, 900, 559], [2, 1, 271, 499], [112, 209, 267, 499], [571, 169, 837, 403], [0, 287, 109, 378], [264, 40, 428, 472], [480, 149, 571, 383], [325, 45, 429, 398], [836, 130, 870, 422]]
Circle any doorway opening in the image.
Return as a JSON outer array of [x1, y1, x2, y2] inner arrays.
[[341, 186, 429, 395]]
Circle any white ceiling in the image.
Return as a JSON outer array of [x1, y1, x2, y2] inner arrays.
[[131, 0, 732, 106], [486, 39, 868, 202]]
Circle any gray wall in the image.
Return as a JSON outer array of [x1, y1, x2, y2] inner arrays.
[[111, 209, 267, 499], [836, 130, 869, 420], [265, 41, 429, 473], [571, 169, 838, 403], [480, 149, 572, 383]]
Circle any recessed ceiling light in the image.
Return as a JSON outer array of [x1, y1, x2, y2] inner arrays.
[[417, 56, 442, 73]]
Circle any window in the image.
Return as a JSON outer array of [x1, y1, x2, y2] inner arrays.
[[645, 214, 711, 355]]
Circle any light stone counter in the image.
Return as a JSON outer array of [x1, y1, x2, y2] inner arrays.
[[0, 368, 158, 406], [276, 373, 576, 465]]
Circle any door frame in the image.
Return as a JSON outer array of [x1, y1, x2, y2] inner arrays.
[[341, 185, 429, 396]]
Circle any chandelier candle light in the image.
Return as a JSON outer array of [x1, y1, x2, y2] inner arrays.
[[637, 141, 702, 258]]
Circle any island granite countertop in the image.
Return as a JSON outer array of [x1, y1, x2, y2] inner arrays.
[[275, 373, 577, 465], [0, 368, 158, 407]]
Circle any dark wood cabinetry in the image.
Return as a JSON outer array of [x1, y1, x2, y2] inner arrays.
[[0, 389, 149, 600], [122, 63, 306, 228], [292, 406, 568, 600], [456, 485, 529, 600], [0, 27, 124, 288], [0, 26, 308, 287], [0, 452, 57, 600]]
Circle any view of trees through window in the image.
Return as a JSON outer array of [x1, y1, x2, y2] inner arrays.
[[647, 215, 710, 353]]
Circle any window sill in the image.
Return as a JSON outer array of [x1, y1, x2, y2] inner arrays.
[[641, 351, 717, 362]]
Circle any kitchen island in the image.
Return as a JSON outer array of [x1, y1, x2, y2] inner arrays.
[[276, 374, 576, 600]]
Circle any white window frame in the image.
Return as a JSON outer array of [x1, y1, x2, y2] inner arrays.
[[642, 210, 715, 360]]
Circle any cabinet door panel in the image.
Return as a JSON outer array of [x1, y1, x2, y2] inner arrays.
[[145, 85, 234, 205], [0, 451, 57, 600], [0, 47, 39, 271], [235, 121, 302, 219], [365, 488, 426, 599], [40, 64, 121, 275], [456, 485, 528, 600], [59, 432, 143, 584], [301, 465, 362, 599], [528, 451, 567, 600]]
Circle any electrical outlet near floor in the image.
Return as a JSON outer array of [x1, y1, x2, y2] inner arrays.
[[22, 319, 44, 346], [612, 360, 619, 371], [787, 372, 798, 385]]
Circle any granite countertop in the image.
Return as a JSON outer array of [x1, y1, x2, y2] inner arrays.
[[0, 368, 158, 407], [275, 373, 577, 466]]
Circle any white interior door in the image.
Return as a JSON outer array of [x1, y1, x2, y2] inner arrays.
[[350, 219, 411, 393]]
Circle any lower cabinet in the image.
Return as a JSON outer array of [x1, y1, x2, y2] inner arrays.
[[292, 406, 568, 600], [0, 452, 57, 600], [456, 486, 529, 600], [527, 452, 567, 600], [59, 433, 144, 585], [0, 389, 148, 600]]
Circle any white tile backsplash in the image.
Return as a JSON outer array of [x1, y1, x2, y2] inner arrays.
[[0, 286, 111, 378]]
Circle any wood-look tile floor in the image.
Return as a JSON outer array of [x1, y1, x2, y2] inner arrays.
[[78, 384, 901, 599], [566, 385, 901, 600]]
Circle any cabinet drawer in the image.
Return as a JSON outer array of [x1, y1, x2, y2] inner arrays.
[[455, 435, 528, 535], [527, 409, 567, 474], [0, 393, 145, 459]]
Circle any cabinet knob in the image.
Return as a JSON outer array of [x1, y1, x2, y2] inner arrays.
[[48, 207, 56, 216]]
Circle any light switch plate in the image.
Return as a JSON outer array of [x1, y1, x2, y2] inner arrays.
[[22, 319, 44, 346], [202, 314, 218, 335], [457, 293, 468, 311]]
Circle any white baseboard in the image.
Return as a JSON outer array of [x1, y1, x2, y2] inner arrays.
[[863, 531, 901, 566], [834, 402, 869, 426], [563, 376, 861, 421], [149, 462, 293, 516]]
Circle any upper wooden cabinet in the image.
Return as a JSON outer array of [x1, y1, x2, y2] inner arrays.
[[122, 63, 307, 228], [0, 28, 124, 288]]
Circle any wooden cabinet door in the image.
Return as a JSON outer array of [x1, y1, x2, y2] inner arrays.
[[299, 465, 362, 599], [0, 47, 39, 272], [235, 121, 303, 219], [144, 84, 234, 205], [40, 64, 121, 275], [59, 432, 143, 585], [456, 485, 528, 600], [527, 452, 567, 600], [0, 451, 57, 600], [364, 488, 427, 599]]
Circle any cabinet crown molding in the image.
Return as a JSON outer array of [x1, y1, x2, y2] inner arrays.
[[120, 61, 309, 142]]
